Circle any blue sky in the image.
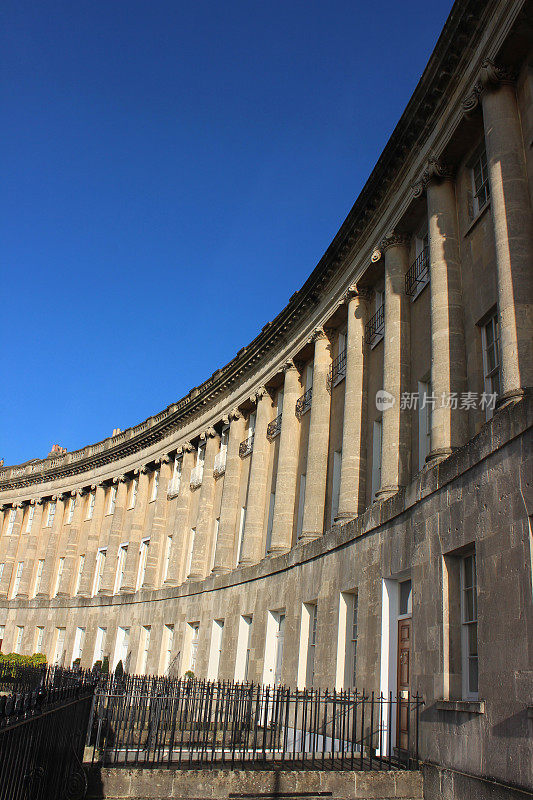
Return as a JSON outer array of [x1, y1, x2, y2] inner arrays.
[[1, 0, 453, 466]]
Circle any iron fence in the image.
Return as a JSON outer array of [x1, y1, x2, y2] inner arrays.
[[0, 662, 91, 694], [405, 247, 429, 296], [327, 349, 347, 390], [87, 679, 422, 771], [364, 304, 385, 344], [0, 680, 95, 800]]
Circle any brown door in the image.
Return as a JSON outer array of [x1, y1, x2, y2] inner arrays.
[[397, 618, 411, 751]]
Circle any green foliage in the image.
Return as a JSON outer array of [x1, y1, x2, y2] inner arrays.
[[114, 660, 124, 678], [92, 660, 102, 673], [72, 658, 81, 669], [101, 655, 110, 674], [184, 670, 195, 679], [0, 652, 47, 668]]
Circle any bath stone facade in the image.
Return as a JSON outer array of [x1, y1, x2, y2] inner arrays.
[[1, 1, 532, 798]]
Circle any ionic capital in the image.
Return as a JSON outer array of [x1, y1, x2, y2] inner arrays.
[[140, 464, 150, 474], [380, 231, 410, 252], [156, 455, 171, 465], [312, 326, 329, 342], [200, 427, 217, 440], [177, 441, 194, 455], [344, 285, 371, 305], [415, 157, 454, 191], [283, 359, 298, 373], [462, 59, 516, 118]]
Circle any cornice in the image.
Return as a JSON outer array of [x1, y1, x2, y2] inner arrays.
[[0, 0, 509, 493]]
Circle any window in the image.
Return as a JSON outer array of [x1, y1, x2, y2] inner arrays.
[[136, 538, 150, 591], [336, 592, 358, 689], [93, 627, 107, 666], [367, 290, 385, 348], [350, 594, 358, 687], [470, 147, 490, 218], [161, 535, 172, 584], [188, 623, 199, 673], [114, 544, 128, 594], [265, 493, 275, 555], [11, 562, 23, 599], [53, 627, 66, 665], [25, 505, 35, 533], [72, 627, 85, 664], [296, 474, 306, 539], [35, 626, 45, 654], [207, 619, 224, 680], [461, 553, 478, 699], [399, 579, 412, 617], [46, 501, 56, 528], [418, 381, 432, 469], [211, 519, 220, 572], [407, 225, 430, 299], [331, 450, 342, 526], [14, 626, 24, 654], [129, 477, 138, 509], [150, 469, 159, 502], [86, 491, 96, 520], [107, 485, 117, 515], [186, 529, 195, 578], [0, 625, 4, 651], [33, 560, 44, 596], [138, 626, 151, 674], [52, 557, 64, 596], [74, 555, 85, 595], [248, 412, 256, 436], [113, 626, 130, 671], [220, 426, 229, 457], [197, 443, 206, 470], [306, 603, 318, 688], [236, 508, 246, 566], [371, 419, 382, 501], [6, 509, 16, 535], [161, 624, 174, 675], [168, 458, 182, 498], [67, 496, 76, 524], [481, 314, 501, 418], [235, 615, 253, 682], [0, 563, 4, 584], [93, 548, 107, 596]]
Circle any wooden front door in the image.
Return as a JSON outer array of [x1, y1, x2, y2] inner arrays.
[[397, 618, 411, 751]]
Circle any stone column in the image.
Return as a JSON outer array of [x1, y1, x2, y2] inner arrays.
[[143, 456, 172, 588], [376, 234, 411, 498], [336, 288, 368, 521], [119, 468, 150, 594], [98, 476, 129, 595], [269, 361, 301, 554], [300, 329, 333, 540], [56, 489, 86, 596], [164, 444, 195, 586], [35, 495, 66, 597], [77, 484, 107, 597], [187, 428, 219, 580], [0, 504, 23, 597], [212, 410, 246, 574], [474, 61, 533, 400], [239, 387, 273, 565], [17, 499, 44, 598], [423, 159, 467, 459]]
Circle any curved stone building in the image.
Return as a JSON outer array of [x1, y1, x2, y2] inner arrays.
[[1, 0, 532, 796]]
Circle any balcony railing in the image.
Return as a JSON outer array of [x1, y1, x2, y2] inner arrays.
[[213, 451, 227, 478], [327, 348, 347, 390], [365, 304, 385, 345], [189, 465, 204, 489], [267, 413, 282, 440], [167, 476, 181, 498], [239, 434, 254, 458], [295, 387, 313, 418], [405, 246, 429, 297]]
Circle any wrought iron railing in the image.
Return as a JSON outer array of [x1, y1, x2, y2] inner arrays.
[[365, 304, 385, 345], [239, 434, 254, 458], [327, 349, 347, 390], [213, 450, 227, 478], [267, 414, 282, 440], [405, 247, 429, 297], [189, 464, 203, 489], [0, 677, 95, 800], [87, 678, 422, 771], [296, 388, 313, 418]]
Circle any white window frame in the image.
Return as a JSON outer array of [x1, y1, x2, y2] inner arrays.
[[207, 619, 224, 680], [461, 553, 479, 700], [14, 625, 24, 654], [33, 559, 45, 597], [236, 508, 246, 566], [150, 469, 159, 503], [74, 554, 85, 595], [129, 477, 138, 509], [161, 624, 174, 675], [11, 561, 24, 599], [167, 459, 182, 498], [234, 615, 253, 682], [86, 491, 96, 520], [481, 313, 501, 419], [6, 509, 16, 535], [35, 626, 45, 654], [46, 501, 56, 528], [335, 591, 358, 689], [52, 557, 65, 597], [114, 543, 128, 594], [186, 529, 195, 578], [67, 496, 76, 524], [0, 563, 4, 585], [470, 146, 490, 218], [331, 449, 342, 526], [187, 623, 200, 674], [161, 535, 172, 584], [72, 626, 85, 664], [53, 627, 66, 665], [93, 548, 107, 596], [136, 538, 150, 591], [25, 505, 35, 533], [113, 626, 130, 671], [138, 625, 151, 674], [107, 485, 117, 515], [93, 626, 107, 666]]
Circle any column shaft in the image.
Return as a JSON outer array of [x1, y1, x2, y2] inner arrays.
[[300, 330, 332, 539], [77, 485, 107, 597], [336, 290, 368, 520], [17, 502, 44, 598], [239, 389, 273, 565], [269, 362, 301, 554], [35, 497, 66, 597], [378, 236, 411, 496], [426, 175, 467, 457], [119, 470, 150, 593], [98, 479, 129, 595], [212, 413, 246, 574], [481, 81, 533, 398], [57, 491, 86, 596], [188, 431, 219, 579], [0, 506, 23, 596], [143, 460, 172, 588]]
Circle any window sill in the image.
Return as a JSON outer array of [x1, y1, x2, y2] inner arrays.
[[464, 201, 491, 237], [410, 279, 430, 303], [370, 333, 384, 350], [436, 699, 485, 714]]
